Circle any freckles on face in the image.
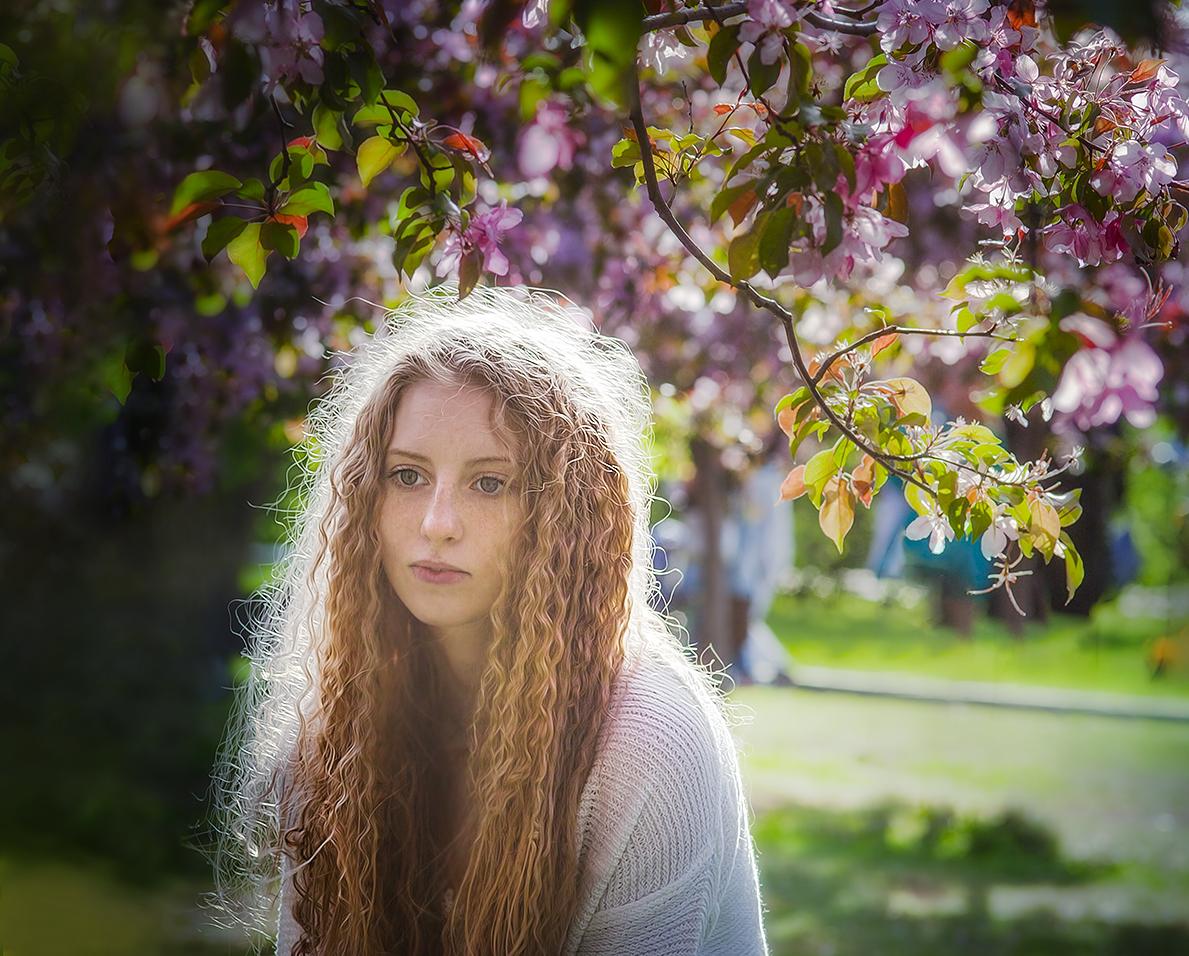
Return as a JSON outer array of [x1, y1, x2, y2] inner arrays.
[[377, 379, 522, 647]]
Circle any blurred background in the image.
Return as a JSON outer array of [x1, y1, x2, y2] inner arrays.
[[2, 1, 1188, 954]]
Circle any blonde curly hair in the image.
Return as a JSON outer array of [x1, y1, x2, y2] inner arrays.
[[213, 286, 697, 955]]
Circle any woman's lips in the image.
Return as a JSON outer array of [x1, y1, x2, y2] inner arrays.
[[410, 562, 469, 585]]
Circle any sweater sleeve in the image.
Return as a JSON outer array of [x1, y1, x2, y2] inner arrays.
[[565, 658, 768, 956]]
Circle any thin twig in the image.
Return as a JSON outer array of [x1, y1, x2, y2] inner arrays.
[[812, 324, 1016, 385]]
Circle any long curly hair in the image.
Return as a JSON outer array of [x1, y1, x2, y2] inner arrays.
[[212, 286, 681, 955]]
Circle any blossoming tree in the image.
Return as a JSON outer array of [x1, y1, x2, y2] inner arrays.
[[4, 0, 1185, 614]]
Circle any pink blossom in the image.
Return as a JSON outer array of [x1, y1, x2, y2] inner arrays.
[[851, 132, 909, 204], [641, 31, 692, 74], [1045, 204, 1121, 267], [740, 0, 795, 65], [263, 11, 324, 85], [877, 0, 940, 51], [932, 0, 990, 51], [518, 100, 584, 178], [1052, 335, 1164, 430], [437, 202, 524, 278], [1091, 141, 1178, 203]]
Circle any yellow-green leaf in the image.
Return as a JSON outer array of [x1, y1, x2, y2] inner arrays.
[[1029, 497, 1061, 560], [885, 377, 932, 419], [819, 476, 855, 553], [226, 222, 269, 288], [357, 135, 402, 187]]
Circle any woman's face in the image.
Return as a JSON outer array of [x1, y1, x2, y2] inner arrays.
[[378, 379, 522, 651]]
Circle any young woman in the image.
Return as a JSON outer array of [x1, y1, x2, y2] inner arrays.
[[214, 287, 768, 955]]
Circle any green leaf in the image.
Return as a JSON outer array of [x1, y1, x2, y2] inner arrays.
[[226, 221, 269, 288], [313, 103, 343, 150], [803, 448, 838, 507], [278, 182, 334, 217], [235, 178, 266, 202], [774, 386, 810, 417], [822, 191, 844, 255], [261, 220, 300, 259], [710, 179, 758, 224], [707, 23, 742, 86], [357, 135, 402, 186], [346, 48, 385, 106], [1060, 532, 1084, 604], [611, 138, 642, 168], [980, 347, 1012, 375], [747, 47, 782, 98], [999, 342, 1035, 388], [201, 215, 248, 262], [759, 204, 798, 275], [728, 213, 767, 281], [844, 53, 887, 102], [124, 337, 165, 381], [171, 169, 242, 215]]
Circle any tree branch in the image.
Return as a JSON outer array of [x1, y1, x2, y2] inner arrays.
[[625, 64, 928, 478], [803, 10, 879, 35], [640, 2, 878, 36], [642, 2, 746, 31]]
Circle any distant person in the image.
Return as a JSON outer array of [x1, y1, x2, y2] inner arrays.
[[725, 440, 795, 684], [212, 288, 768, 955]]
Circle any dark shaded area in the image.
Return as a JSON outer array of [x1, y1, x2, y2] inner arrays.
[[0, 369, 274, 881], [754, 802, 1189, 956]]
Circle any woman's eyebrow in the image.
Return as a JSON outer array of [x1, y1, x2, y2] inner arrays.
[[385, 448, 514, 467]]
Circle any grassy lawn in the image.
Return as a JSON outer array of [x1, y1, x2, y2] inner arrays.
[[768, 585, 1189, 698], [0, 857, 254, 956], [735, 686, 1189, 956]]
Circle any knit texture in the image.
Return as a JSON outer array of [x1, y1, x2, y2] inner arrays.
[[276, 650, 768, 955]]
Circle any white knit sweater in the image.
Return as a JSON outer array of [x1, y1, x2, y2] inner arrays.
[[277, 650, 768, 955]]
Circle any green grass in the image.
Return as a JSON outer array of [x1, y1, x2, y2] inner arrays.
[[736, 687, 1189, 955], [767, 588, 1189, 698], [754, 803, 1189, 956], [0, 856, 254, 956]]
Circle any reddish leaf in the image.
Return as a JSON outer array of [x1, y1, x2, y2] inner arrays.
[[728, 188, 758, 227], [458, 245, 484, 300], [713, 104, 734, 115], [1006, 0, 1036, 28], [164, 201, 218, 232], [271, 213, 308, 238], [871, 332, 898, 358], [442, 132, 491, 164], [779, 465, 807, 501], [288, 136, 315, 149], [852, 454, 877, 508], [777, 402, 804, 437], [819, 476, 855, 553], [1130, 59, 1164, 84]]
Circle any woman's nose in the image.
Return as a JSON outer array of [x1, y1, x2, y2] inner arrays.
[[421, 484, 462, 542]]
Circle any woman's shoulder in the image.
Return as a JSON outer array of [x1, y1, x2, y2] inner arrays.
[[607, 648, 734, 767], [580, 645, 740, 832]]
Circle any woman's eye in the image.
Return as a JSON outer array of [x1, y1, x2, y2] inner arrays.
[[393, 468, 422, 487], [476, 475, 504, 495]]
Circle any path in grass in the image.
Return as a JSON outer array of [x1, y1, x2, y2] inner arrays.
[[733, 686, 1189, 925]]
